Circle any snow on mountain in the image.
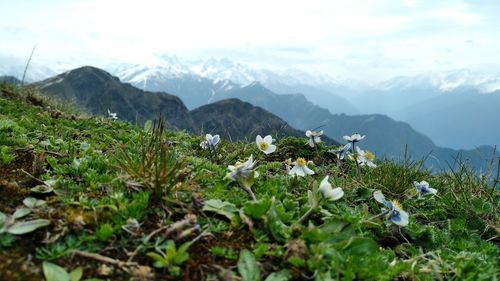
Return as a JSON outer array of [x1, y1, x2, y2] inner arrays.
[[378, 69, 500, 93]]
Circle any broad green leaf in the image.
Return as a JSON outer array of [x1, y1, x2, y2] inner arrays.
[[69, 267, 83, 281], [12, 208, 31, 219], [7, 219, 50, 235], [339, 237, 379, 256], [203, 199, 238, 221], [243, 198, 271, 219], [266, 199, 291, 242], [43, 261, 71, 281], [238, 249, 261, 281]]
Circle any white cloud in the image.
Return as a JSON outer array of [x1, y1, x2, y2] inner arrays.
[[0, 0, 498, 82]]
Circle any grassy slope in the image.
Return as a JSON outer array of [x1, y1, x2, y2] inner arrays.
[[0, 83, 499, 281]]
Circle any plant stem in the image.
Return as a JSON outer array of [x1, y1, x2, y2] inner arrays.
[[298, 206, 316, 224]]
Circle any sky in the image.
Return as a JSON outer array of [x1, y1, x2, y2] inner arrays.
[[1, 0, 499, 82]]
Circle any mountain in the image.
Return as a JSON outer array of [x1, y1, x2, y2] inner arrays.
[[32, 66, 314, 143], [397, 90, 500, 149], [190, 99, 320, 142], [33, 66, 196, 131], [0, 76, 21, 85], [107, 56, 359, 115], [108, 63, 237, 110], [208, 82, 498, 171]]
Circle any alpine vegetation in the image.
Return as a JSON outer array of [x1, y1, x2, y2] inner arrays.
[[0, 84, 498, 281]]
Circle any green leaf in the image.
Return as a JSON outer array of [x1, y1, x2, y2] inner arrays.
[[23, 197, 46, 208], [266, 198, 291, 242], [144, 120, 153, 131], [146, 252, 168, 268], [69, 267, 83, 281], [203, 199, 238, 221], [12, 208, 31, 219], [339, 237, 379, 256], [243, 199, 271, 219], [7, 219, 50, 235], [43, 261, 71, 281], [264, 269, 291, 281], [238, 249, 261, 281]]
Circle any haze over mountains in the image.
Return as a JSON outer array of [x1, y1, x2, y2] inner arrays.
[[1, 54, 499, 152]]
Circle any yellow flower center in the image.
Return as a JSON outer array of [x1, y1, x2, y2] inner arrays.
[[259, 142, 269, 150], [296, 158, 307, 167], [392, 200, 402, 209], [365, 151, 375, 161]]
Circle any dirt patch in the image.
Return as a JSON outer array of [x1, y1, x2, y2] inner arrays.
[[182, 229, 254, 281], [0, 149, 39, 213]]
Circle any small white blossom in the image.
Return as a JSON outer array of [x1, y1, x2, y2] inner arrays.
[[107, 109, 118, 120], [328, 143, 352, 160], [343, 133, 365, 143], [256, 135, 277, 154], [225, 155, 259, 181], [373, 190, 409, 227], [350, 146, 377, 168], [288, 157, 315, 177], [200, 134, 220, 150], [306, 130, 323, 147], [413, 181, 438, 198], [318, 176, 344, 201]]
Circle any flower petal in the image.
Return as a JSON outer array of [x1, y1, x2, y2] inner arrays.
[[306, 130, 312, 137], [256, 135, 263, 145], [265, 144, 277, 154], [263, 135, 273, 143], [303, 166, 315, 175]]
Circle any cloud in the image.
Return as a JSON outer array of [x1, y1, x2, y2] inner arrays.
[[0, 0, 499, 82]]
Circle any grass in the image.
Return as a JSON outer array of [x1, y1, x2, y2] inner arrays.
[[0, 83, 499, 280]]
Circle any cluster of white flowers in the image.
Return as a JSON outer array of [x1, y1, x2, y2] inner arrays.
[[200, 130, 437, 228]]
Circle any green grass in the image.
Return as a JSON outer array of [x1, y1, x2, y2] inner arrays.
[[0, 84, 499, 280]]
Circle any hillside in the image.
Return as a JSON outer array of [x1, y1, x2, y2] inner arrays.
[[34, 66, 196, 131], [32, 67, 313, 142], [0, 83, 498, 281], [396, 91, 500, 149], [190, 98, 336, 143]]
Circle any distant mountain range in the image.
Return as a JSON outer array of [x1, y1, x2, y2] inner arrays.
[[32, 66, 316, 142], [1, 54, 499, 150]]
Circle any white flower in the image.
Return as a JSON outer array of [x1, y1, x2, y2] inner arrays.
[[351, 146, 377, 168], [107, 109, 118, 120], [288, 157, 315, 177], [413, 181, 437, 198], [256, 135, 277, 154], [343, 133, 365, 143], [226, 155, 259, 181], [306, 130, 323, 147], [328, 143, 352, 160], [373, 190, 409, 227], [318, 176, 344, 201], [200, 134, 220, 150]]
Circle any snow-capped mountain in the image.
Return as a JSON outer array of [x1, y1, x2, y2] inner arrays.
[[0, 55, 56, 83], [378, 69, 500, 94]]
